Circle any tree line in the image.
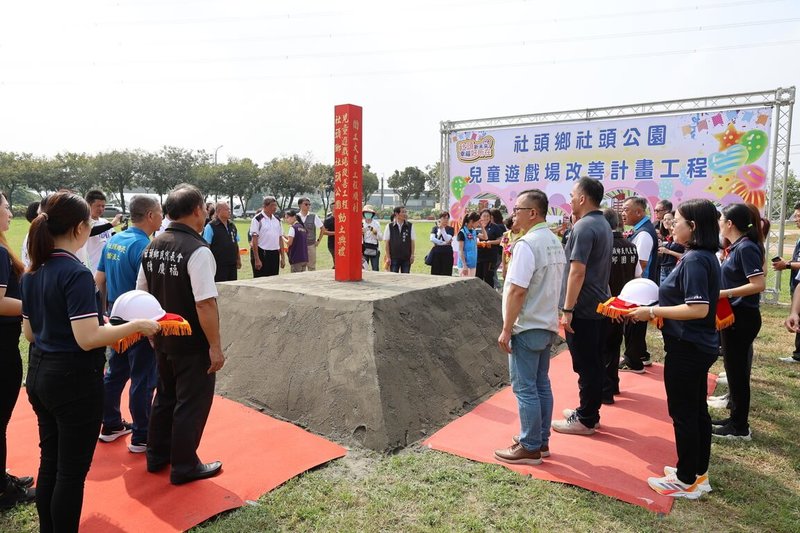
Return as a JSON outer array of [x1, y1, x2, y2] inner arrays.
[[0, 147, 441, 215]]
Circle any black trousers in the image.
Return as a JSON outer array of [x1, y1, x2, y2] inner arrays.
[[720, 305, 761, 432], [27, 346, 105, 533], [602, 320, 623, 400], [663, 336, 718, 484], [430, 251, 453, 276], [622, 320, 650, 369], [214, 263, 238, 282], [565, 316, 609, 428], [251, 248, 280, 277], [0, 322, 23, 475], [147, 350, 215, 477], [476, 260, 496, 288], [793, 286, 800, 360]]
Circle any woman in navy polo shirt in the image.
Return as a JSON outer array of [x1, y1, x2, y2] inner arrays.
[[0, 193, 35, 510], [21, 192, 159, 533], [628, 199, 721, 500], [713, 203, 765, 440]]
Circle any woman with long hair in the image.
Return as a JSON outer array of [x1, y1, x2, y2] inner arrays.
[[21, 192, 160, 532], [628, 199, 721, 499], [712, 203, 766, 440], [0, 193, 36, 511], [456, 211, 484, 277]]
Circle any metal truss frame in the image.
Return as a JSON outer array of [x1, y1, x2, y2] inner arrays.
[[440, 87, 796, 302]]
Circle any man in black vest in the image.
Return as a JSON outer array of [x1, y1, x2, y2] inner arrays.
[[137, 183, 225, 485], [297, 197, 323, 271], [620, 196, 659, 372], [383, 205, 415, 273], [601, 209, 639, 403], [202, 201, 240, 282]]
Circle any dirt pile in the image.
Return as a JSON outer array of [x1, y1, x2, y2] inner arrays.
[[215, 270, 508, 452]]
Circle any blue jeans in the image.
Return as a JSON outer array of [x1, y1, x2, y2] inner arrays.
[[102, 339, 158, 443], [390, 259, 411, 273], [510, 329, 555, 451]]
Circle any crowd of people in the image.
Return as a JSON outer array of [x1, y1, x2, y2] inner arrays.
[[490, 176, 798, 501], [1, 178, 799, 530]]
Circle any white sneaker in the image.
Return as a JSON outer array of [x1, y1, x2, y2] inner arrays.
[[707, 394, 730, 409], [552, 412, 596, 435], [663, 466, 712, 493], [647, 472, 704, 499], [562, 409, 600, 428], [779, 357, 800, 364]]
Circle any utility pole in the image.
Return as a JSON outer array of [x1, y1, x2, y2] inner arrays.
[[214, 145, 223, 165], [380, 176, 384, 210]]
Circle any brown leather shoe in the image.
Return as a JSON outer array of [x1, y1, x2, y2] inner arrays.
[[493, 443, 542, 466], [511, 435, 550, 457]]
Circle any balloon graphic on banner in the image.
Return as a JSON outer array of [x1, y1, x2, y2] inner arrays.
[[678, 168, 693, 186], [451, 176, 467, 200], [708, 145, 749, 175], [658, 179, 674, 200], [730, 164, 767, 208], [738, 130, 768, 164]]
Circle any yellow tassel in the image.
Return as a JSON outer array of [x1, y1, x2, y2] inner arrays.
[[113, 333, 143, 354], [716, 314, 735, 331], [158, 320, 192, 337]]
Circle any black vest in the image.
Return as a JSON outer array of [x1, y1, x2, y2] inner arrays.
[[208, 219, 239, 266], [143, 223, 210, 353], [791, 238, 800, 292], [388, 222, 413, 261], [302, 213, 317, 242], [609, 233, 638, 295], [630, 219, 660, 283]]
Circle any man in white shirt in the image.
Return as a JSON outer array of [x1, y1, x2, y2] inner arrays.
[[361, 205, 382, 271], [494, 189, 566, 465], [82, 190, 122, 273], [249, 196, 285, 277], [383, 206, 415, 273], [297, 197, 324, 271], [620, 196, 659, 372]]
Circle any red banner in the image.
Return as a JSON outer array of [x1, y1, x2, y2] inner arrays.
[[334, 104, 363, 281]]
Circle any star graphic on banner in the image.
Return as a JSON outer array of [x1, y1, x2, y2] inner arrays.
[[705, 174, 735, 199], [713, 123, 744, 150]]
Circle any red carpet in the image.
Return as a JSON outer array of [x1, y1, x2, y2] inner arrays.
[[424, 351, 716, 514], [7, 392, 346, 532]]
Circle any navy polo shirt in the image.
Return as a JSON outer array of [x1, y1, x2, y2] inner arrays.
[[21, 250, 102, 353], [720, 236, 764, 309], [97, 226, 151, 306], [659, 249, 720, 355], [0, 246, 21, 325]]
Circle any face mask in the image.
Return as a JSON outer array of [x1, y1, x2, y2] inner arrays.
[[364, 213, 374, 220]]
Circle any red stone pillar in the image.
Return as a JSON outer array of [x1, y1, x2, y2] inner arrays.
[[334, 104, 363, 281]]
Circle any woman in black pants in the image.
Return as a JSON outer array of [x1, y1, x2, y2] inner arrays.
[[475, 209, 504, 287], [713, 203, 765, 440], [628, 199, 721, 499], [429, 212, 454, 276], [0, 192, 35, 510], [21, 192, 159, 533]]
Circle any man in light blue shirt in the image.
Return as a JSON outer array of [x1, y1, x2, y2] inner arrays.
[[95, 195, 163, 452]]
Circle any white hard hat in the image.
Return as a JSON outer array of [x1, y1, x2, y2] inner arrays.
[[618, 278, 659, 306], [109, 290, 166, 322]]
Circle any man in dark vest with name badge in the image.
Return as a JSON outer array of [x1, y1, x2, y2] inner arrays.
[[383, 205, 415, 273], [202, 201, 240, 282], [620, 196, 659, 372], [297, 197, 323, 271], [137, 183, 225, 485]]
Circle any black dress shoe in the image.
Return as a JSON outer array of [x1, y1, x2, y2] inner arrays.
[[6, 474, 34, 489], [170, 461, 222, 485]]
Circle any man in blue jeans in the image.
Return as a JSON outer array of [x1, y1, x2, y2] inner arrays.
[[494, 189, 566, 465], [95, 195, 163, 452]]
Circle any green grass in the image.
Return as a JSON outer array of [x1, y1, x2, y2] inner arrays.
[[3, 220, 800, 531]]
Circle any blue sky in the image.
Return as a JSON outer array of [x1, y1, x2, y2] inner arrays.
[[0, 0, 797, 179]]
